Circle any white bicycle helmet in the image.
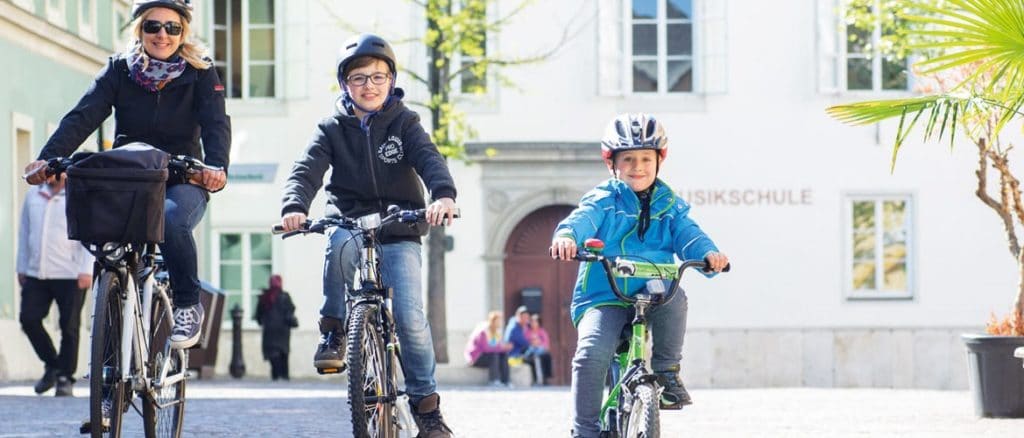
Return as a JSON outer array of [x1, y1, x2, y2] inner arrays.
[[600, 113, 669, 161]]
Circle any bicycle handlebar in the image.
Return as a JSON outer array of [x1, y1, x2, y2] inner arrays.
[[22, 154, 220, 187], [271, 207, 460, 239], [573, 251, 730, 305]]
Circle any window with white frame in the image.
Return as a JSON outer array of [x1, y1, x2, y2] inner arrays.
[[846, 195, 913, 299], [46, 0, 67, 28], [212, 0, 277, 99], [457, 0, 488, 95], [843, 0, 908, 91], [78, 0, 97, 41], [215, 231, 273, 323], [817, 0, 909, 93], [597, 0, 725, 97], [630, 0, 693, 93]]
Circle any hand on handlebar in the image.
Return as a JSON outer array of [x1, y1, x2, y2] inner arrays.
[[280, 212, 308, 232], [550, 236, 577, 261], [704, 251, 730, 273], [197, 168, 227, 192], [23, 160, 49, 185], [426, 197, 457, 227]]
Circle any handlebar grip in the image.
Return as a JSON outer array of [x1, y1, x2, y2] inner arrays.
[[271, 219, 311, 235]]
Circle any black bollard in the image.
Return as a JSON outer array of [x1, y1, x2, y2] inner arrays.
[[229, 303, 246, 378]]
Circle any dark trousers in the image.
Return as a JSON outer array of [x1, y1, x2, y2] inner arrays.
[[268, 351, 290, 380], [19, 277, 86, 379], [471, 352, 510, 384]]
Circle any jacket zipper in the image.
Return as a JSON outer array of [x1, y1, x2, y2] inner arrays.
[[364, 124, 384, 212], [152, 89, 162, 130]]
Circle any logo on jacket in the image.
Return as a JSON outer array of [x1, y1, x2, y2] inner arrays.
[[378, 136, 404, 164]]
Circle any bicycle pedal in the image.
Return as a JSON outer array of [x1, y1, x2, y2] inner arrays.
[[79, 420, 110, 434], [316, 367, 343, 375]]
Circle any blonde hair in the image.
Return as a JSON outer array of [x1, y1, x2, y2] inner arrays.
[[486, 311, 503, 341], [128, 8, 211, 70]]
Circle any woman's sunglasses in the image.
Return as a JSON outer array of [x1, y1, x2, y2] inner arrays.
[[143, 20, 183, 36]]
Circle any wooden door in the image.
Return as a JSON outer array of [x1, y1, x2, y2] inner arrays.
[[503, 205, 577, 385]]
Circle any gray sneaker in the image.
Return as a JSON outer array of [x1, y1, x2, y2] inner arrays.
[[657, 366, 692, 410], [170, 303, 204, 349]]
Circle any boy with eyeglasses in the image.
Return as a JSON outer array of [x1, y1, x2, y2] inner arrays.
[[280, 33, 458, 438]]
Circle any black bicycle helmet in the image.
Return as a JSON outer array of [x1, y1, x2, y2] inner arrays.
[[336, 33, 397, 79], [600, 113, 669, 161], [131, 0, 192, 23]]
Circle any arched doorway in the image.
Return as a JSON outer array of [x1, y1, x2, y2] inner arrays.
[[503, 205, 578, 385]]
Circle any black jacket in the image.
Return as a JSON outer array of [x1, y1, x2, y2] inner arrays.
[[38, 54, 231, 171], [281, 89, 457, 243], [254, 290, 298, 358]]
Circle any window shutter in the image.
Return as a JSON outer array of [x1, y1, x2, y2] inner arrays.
[[597, 0, 624, 97], [816, 0, 840, 94], [697, 0, 727, 95]]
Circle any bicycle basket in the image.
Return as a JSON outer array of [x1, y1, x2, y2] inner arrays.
[[65, 144, 169, 244]]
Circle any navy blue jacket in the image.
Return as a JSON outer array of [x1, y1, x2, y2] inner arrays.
[[281, 89, 457, 243], [39, 54, 231, 171]]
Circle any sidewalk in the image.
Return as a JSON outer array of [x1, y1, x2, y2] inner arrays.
[[0, 379, 1020, 437]]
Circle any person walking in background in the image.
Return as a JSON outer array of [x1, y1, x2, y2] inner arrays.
[[17, 172, 94, 397], [254, 274, 298, 381], [465, 311, 513, 387], [524, 314, 553, 386]]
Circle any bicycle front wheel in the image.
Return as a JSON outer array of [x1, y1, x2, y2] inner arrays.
[[346, 303, 397, 438], [621, 383, 660, 438], [143, 283, 186, 438], [90, 271, 128, 438]]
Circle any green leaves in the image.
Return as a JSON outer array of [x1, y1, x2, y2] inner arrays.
[[829, 0, 1024, 170]]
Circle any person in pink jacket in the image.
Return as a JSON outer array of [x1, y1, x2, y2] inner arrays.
[[465, 311, 513, 387]]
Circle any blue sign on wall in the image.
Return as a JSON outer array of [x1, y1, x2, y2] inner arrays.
[[226, 164, 277, 183]]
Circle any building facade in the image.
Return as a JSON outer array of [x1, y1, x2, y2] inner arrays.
[[3, 0, 1016, 388]]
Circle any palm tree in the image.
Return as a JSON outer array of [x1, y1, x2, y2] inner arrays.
[[827, 0, 1024, 332]]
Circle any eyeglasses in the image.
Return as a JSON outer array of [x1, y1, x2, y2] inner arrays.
[[143, 20, 183, 36], [346, 73, 391, 87]]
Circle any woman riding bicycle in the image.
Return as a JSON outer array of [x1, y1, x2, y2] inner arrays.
[[279, 33, 457, 438], [549, 113, 729, 438], [23, 0, 230, 351]]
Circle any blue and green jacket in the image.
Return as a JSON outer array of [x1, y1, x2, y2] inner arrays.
[[553, 178, 719, 325]]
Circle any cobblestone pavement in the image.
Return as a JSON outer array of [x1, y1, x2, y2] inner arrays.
[[0, 379, 1021, 437]]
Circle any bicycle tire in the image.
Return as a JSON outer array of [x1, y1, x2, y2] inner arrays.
[[90, 271, 128, 438], [621, 383, 660, 438], [346, 303, 397, 438], [143, 282, 186, 438]]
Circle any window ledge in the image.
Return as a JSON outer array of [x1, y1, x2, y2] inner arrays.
[[225, 98, 287, 117], [845, 291, 914, 301], [613, 93, 708, 113]]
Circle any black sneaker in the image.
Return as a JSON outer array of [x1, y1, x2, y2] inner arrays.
[[313, 316, 346, 372], [657, 367, 692, 410], [55, 375, 74, 397], [170, 303, 204, 349], [410, 393, 453, 438], [34, 368, 57, 394]]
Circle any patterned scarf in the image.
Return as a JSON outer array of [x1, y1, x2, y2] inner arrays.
[[127, 44, 187, 92]]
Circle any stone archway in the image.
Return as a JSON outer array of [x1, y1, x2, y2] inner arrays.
[[502, 205, 577, 385]]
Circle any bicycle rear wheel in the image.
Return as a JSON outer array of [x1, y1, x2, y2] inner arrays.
[[143, 283, 186, 438], [621, 383, 660, 438], [90, 271, 129, 438], [346, 303, 397, 438]]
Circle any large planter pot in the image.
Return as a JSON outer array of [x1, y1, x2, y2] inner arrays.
[[962, 334, 1024, 418]]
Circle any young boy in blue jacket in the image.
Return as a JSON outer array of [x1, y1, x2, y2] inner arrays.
[[550, 113, 729, 438]]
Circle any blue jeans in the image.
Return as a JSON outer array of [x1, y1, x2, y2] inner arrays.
[[571, 289, 688, 437], [322, 227, 437, 401], [162, 184, 207, 308]]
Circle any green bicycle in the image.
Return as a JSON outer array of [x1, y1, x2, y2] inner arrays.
[[575, 238, 728, 438]]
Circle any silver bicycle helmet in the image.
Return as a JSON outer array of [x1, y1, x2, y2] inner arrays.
[[131, 0, 192, 22], [600, 113, 669, 161]]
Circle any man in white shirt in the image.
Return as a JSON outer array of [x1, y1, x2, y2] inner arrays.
[[17, 172, 94, 397]]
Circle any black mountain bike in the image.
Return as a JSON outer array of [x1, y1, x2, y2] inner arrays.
[[274, 206, 444, 438]]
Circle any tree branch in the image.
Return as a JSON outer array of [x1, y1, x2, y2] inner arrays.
[[976, 137, 1021, 257]]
